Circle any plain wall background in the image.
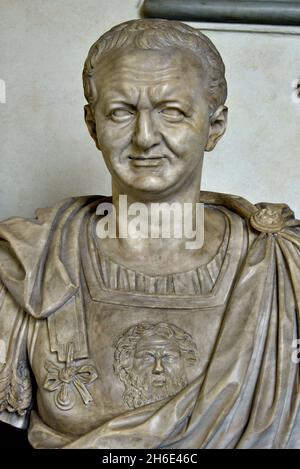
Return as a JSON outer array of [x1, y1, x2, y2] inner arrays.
[[1, 0, 300, 220]]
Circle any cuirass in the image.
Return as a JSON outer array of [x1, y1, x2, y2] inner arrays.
[[28, 206, 245, 436]]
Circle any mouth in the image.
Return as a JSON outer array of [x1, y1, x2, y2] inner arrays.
[[152, 377, 166, 387], [128, 155, 166, 168]]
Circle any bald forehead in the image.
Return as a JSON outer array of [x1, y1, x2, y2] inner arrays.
[[94, 47, 206, 84], [97, 46, 204, 75], [93, 47, 208, 105]]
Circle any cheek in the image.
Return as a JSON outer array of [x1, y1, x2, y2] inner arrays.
[[165, 360, 182, 372], [136, 366, 152, 379], [96, 118, 133, 153], [162, 122, 208, 156], [132, 360, 152, 372]]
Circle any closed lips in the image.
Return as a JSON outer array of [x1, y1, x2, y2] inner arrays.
[[128, 155, 165, 160], [128, 155, 167, 167]]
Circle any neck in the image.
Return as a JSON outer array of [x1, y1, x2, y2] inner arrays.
[[112, 178, 201, 207], [110, 173, 203, 254]]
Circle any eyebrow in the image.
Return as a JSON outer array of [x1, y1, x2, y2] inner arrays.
[[151, 98, 193, 111], [99, 86, 139, 106], [100, 90, 194, 114], [148, 83, 195, 108]]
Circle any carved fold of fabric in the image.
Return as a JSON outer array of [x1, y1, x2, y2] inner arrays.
[[236, 237, 300, 448], [0, 196, 104, 319], [47, 292, 89, 362], [0, 282, 32, 427], [94, 209, 229, 296], [165, 229, 300, 449], [4, 362, 32, 415]]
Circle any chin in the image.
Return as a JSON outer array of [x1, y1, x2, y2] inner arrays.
[[125, 175, 173, 195]]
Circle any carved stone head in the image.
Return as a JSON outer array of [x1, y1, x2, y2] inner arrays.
[[82, 19, 228, 198], [114, 322, 198, 409]]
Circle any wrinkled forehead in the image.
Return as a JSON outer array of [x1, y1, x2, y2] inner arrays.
[[93, 46, 207, 98]]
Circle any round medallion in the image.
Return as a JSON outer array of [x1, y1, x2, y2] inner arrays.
[[250, 207, 285, 233]]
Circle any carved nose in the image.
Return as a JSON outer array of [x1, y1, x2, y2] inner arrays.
[[133, 110, 160, 150], [152, 357, 164, 374]]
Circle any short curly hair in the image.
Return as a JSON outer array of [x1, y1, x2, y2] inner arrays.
[[83, 19, 227, 116]]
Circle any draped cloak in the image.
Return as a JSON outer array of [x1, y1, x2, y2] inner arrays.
[[0, 191, 300, 449]]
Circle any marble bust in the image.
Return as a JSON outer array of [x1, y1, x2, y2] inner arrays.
[[0, 19, 300, 449]]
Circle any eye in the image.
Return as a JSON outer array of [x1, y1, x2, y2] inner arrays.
[[163, 354, 178, 363], [110, 108, 134, 122], [163, 355, 171, 362], [159, 107, 185, 122], [143, 353, 155, 362], [135, 352, 154, 362]]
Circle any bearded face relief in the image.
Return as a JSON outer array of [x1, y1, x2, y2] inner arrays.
[[114, 322, 198, 409]]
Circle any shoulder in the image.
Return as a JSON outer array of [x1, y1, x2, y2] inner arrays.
[[0, 195, 104, 234], [0, 195, 107, 317], [201, 190, 300, 237]]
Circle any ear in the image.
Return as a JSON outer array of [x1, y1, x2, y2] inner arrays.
[[84, 104, 101, 150], [205, 105, 228, 152]]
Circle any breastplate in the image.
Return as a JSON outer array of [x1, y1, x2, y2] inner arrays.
[[28, 206, 245, 436]]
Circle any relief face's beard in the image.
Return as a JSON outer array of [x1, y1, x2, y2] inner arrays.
[[123, 370, 188, 409]]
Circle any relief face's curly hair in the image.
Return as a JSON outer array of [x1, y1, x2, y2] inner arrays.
[[83, 19, 227, 117], [113, 322, 198, 409]]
